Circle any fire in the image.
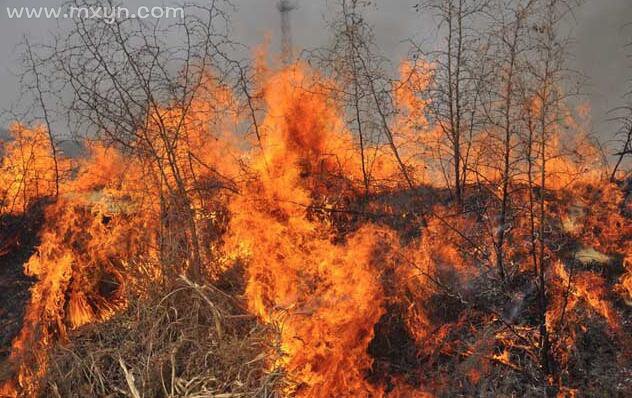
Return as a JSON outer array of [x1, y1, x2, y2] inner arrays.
[[224, 65, 389, 396], [0, 124, 69, 215], [0, 144, 156, 395], [0, 56, 630, 397], [549, 261, 621, 332]]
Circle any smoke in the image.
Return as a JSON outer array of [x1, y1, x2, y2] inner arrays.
[[575, 0, 632, 132], [0, 0, 631, 138]]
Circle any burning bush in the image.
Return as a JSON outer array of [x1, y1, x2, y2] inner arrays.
[[0, 1, 631, 394]]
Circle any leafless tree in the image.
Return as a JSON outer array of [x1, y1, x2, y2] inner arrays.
[[23, 39, 61, 199], [23, 0, 242, 281], [416, 0, 490, 206], [609, 115, 632, 181], [482, 0, 537, 281], [522, 0, 583, 382], [609, 24, 632, 181], [311, 0, 415, 193]]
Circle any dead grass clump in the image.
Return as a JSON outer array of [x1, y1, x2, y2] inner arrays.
[[40, 276, 284, 397]]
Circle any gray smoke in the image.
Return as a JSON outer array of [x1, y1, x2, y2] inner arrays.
[[0, 0, 630, 139]]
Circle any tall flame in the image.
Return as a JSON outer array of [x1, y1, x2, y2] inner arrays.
[[0, 57, 629, 397]]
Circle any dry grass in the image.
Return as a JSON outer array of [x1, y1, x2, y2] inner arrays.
[[41, 276, 285, 397]]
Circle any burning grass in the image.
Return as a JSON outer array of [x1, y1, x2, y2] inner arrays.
[[0, 59, 630, 397]]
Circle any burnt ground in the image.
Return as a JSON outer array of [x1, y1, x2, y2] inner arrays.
[[0, 180, 630, 395], [0, 202, 46, 381]]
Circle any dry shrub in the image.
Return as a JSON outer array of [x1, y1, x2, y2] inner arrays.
[[40, 277, 284, 397]]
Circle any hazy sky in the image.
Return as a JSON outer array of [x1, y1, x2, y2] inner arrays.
[[0, 0, 631, 137]]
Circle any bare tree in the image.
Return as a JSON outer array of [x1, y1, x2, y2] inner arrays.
[[609, 115, 632, 181], [25, 0, 241, 281], [23, 38, 61, 199], [416, 0, 490, 206], [523, 0, 582, 382], [483, 0, 537, 281], [609, 24, 632, 181], [311, 0, 415, 193]]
